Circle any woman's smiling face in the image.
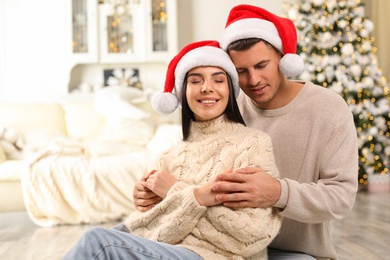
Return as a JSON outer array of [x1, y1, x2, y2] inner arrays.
[[186, 66, 230, 121]]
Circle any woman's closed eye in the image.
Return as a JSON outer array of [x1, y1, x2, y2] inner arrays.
[[188, 75, 203, 84], [189, 79, 202, 84], [214, 79, 225, 84], [212, 74, 227, 84]]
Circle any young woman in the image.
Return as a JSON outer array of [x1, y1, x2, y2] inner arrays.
[[63, 40, 281, 260]]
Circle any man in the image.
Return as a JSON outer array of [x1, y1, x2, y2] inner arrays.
[[133, 3, 358, 260], [212, 4, 359, 260]]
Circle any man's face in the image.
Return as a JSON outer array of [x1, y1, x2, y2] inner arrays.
[[229, 41, 284, 110]]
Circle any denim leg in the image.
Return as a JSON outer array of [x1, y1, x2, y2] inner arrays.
[[62, 227, 202, 260], [268, 248, 316, 260]]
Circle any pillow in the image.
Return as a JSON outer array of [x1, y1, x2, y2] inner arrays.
[[147, 124, 182, 156], [94, 86, 150, 120], [97, 118, 154, 146], [2, 127, 24, 147], [0, 145, 6, 163], [22, 129, 64, 155], [0, 124, 5, 139], [0, 140, 23, 160], [0, 126, 25, 160], [62, 101, 106, 140]]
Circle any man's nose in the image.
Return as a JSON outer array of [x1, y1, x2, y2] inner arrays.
[[248, 70, 261, 87]]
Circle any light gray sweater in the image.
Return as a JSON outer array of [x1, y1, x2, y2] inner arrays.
[[238, 81, 359, 259], [125, 116, 282, 259]]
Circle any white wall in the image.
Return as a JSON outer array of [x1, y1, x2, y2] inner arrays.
[[0, 0, 282, 103], [1, 0, 69, 103], [177, 0, 282, 48], [0, 0, 5, 99]]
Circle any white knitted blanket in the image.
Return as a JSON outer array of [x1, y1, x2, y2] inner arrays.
[[21, 137, 155, 227]]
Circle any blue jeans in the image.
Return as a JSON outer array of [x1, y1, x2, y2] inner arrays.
[[62, 226, 202, 260], [268, 248, 316, 259]]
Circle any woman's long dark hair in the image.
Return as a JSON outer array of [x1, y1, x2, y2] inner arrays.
[[181, 72, 246, 140]]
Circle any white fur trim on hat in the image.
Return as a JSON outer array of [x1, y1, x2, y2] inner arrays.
[[279, 54, 304, 77], [151, 91, 179, 114], [220, 18, 283, 52]]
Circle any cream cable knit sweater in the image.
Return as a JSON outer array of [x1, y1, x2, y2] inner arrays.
[[125, 115, 282, 259]]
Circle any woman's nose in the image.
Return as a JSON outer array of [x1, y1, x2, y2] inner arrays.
[[201, 82, 213, 93]]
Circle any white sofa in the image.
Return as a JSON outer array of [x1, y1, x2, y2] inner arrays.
[[0, 91, 181, 219], [0, 102, 74, 212]]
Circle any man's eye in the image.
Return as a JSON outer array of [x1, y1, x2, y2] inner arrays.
[[255, 64, 266, 69]]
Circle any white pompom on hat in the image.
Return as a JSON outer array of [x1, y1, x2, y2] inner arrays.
[[151, 40, 240, 114], [220, 4, 304, 77]]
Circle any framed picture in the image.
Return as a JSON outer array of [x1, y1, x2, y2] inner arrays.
[[103, 68, 141, 88]]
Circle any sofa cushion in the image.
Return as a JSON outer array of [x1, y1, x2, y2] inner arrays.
[[0, 103, 67, 137], [0, 160, 24, 180], [0, 180, 25, 212], [0, 158, 26, 212]]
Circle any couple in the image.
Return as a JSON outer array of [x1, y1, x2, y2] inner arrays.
[[64, 4, 358, 260]]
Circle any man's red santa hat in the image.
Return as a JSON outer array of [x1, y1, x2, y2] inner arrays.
[[152, 40, 240, 114], [220, 4, 304, 77]]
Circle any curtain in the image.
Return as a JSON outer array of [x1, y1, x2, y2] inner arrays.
[[364, 0, 390, 84]]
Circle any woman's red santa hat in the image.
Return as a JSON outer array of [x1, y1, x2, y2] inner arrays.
[[220, 4, 304, 77], [151, 40, 240, 114]]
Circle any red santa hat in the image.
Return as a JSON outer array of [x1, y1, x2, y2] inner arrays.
[[220, 4, 304, 77], [151, 40, 240, 114]]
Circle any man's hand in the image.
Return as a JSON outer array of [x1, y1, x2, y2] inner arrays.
[[133, 170, 162, 212], [213, 167, 281, 208]]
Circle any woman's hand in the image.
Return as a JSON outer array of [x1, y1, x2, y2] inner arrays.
[[194, 168, 233, 206], [144, 169, 177, 198], [133, 170, 162, 212]]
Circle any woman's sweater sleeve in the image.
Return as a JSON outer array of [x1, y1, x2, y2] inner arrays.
[[125, 146, 202, 243], [125, 185, 207, 244], [192, 133, 282, 257]]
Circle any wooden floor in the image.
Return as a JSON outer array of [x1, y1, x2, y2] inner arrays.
[[0, 191, 389, 260]]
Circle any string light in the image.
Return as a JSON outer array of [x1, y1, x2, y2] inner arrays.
[[283, 0, 390, 187]]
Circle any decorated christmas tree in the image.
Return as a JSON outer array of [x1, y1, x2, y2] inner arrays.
[[283, 0, 390, 187]]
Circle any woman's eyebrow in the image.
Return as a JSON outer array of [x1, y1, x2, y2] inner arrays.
[[211, 71, 227, 76], [187, 73, 202, 77]]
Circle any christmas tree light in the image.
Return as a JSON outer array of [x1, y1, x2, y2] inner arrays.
[[283, 0, 390, 187]]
